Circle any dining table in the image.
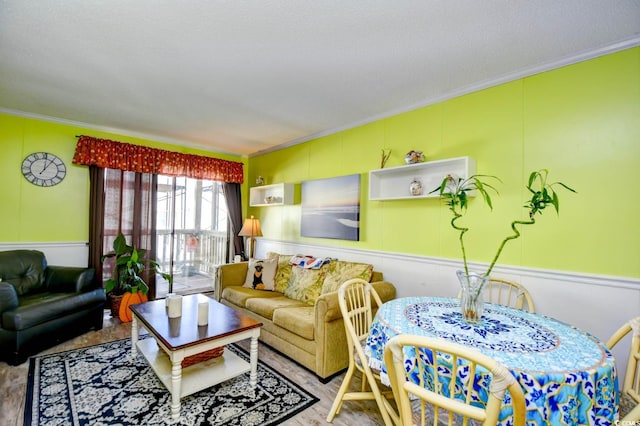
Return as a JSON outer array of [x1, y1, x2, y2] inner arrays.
[[364, 296, 618, 425]]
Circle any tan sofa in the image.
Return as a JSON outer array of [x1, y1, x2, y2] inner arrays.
[[216, 258, 396, 380]]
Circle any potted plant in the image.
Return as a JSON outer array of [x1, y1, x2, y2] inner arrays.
[[101, 233, 172, 321], [431, 169, 576, 322]]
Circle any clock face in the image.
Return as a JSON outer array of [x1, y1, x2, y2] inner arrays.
[[21, 152, 67, 187]]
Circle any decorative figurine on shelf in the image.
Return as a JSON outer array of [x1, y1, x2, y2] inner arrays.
[[405, 150, 425, 164], [256, 176, 264, 185], [409, 178, 423, 196], [380, 149, 391, 168]]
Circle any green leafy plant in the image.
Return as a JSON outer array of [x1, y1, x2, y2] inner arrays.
[[431, 169, 576, 277], [101, 233, 172, 295]]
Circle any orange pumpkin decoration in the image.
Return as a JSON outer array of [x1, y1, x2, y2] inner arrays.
[[118, 290, 148, 322]]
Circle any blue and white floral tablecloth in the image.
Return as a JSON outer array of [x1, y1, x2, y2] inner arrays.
[[365, 297, 618, 425]]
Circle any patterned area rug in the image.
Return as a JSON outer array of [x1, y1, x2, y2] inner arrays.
[[24, 338, 318, 425]]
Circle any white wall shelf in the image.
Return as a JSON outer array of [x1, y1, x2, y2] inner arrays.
[[249, 183, 294, 206], [369, 156, 476, 201]]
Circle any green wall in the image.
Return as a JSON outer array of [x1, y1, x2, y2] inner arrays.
[[0, 114, 246, 242], [248, 47, 640, 278]]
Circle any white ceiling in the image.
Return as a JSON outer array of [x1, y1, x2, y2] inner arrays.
[[1, 1, 639, 157]]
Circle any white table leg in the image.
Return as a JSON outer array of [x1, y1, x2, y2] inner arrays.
[[131, 316, 138, 358], [249, 334, 259, 387], [170, 357, 182, 420]]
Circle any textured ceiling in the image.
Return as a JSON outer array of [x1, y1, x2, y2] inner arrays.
[[1, 1, 639, 156]]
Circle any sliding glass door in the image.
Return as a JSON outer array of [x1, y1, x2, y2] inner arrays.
[[156, 175, 228, 298]]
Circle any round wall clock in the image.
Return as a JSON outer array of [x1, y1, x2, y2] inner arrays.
[[21, 152, 67, 187]]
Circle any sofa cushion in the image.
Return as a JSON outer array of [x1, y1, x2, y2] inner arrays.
[[267, 253, 293, 293], [272, 306, 315, 340], [222, 286, 281, 308], [242, 258, 277, 290], [321, 260, 374, 294], [284, 265, 327, 306], [245, 296, 308, 320]]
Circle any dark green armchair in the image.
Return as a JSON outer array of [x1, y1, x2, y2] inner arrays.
[[0, 250, 105, 365]]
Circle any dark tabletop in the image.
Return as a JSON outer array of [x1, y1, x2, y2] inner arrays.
[[130, 293, 262, 351]]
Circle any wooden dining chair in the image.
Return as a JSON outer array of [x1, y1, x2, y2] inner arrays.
[[326, 279, 399, 426], [458, 277, 536, 313], [606, 316, 640, 421], [384, 334, 527, 426]]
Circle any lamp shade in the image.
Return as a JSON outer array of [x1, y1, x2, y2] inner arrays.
[[238, 216, 263, 238]]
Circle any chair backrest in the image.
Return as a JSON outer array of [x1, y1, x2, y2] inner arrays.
[[384, 334, 526, 426], [606, 316, 640, 419], [486, 278, 535, 312], [338, 279, 384, 362], [458, 278, 535, 313]]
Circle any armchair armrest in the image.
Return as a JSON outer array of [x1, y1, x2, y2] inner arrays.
[[0, 282, 19, 314], [316, 280, 396, 323], [45, 266, 97, 293]]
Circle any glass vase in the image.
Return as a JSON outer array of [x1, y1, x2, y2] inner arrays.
[[456, 270, 489, 323]]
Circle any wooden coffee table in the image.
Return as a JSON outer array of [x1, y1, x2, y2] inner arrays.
[[130, 293, 262, 420]]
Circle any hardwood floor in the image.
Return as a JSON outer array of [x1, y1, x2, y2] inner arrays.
[[0, 311, 388, 426]]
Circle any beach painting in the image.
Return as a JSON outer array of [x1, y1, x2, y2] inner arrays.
[[301, 174, 360, 241]]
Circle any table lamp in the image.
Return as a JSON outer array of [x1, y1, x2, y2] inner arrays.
[[238, 215, 263, 259]]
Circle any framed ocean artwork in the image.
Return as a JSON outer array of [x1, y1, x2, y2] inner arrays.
[[301, 174, 360, 241]]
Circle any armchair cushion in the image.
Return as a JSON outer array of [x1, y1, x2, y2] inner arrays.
[[0, 282, 19, 318], [3, 288, 105, 330], [0, 250, 47, 296]]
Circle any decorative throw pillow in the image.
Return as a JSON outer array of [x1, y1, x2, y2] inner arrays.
[[321, 260, 374, 294], [284, 265, 328, 305], [267, 252, 294, 293], [289, 254, 332, 269], [243, 258, 278, 291]]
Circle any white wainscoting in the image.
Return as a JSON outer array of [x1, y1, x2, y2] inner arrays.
[[256, 238, 640, 379], [0, 242, 89, 267]]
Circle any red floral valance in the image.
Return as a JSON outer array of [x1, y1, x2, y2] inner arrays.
[[72, 136, 244, 183]]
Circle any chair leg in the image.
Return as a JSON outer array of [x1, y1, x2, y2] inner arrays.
[[361, 373, 368, 392], [327, 364, 357, 422], [364, 369, 396, 426]]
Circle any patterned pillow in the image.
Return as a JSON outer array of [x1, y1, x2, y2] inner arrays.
[[267, 252, 294, 293], [243, 258, 278, 291], [321, 260, 374, 294], [284, 265, 328, 305]]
